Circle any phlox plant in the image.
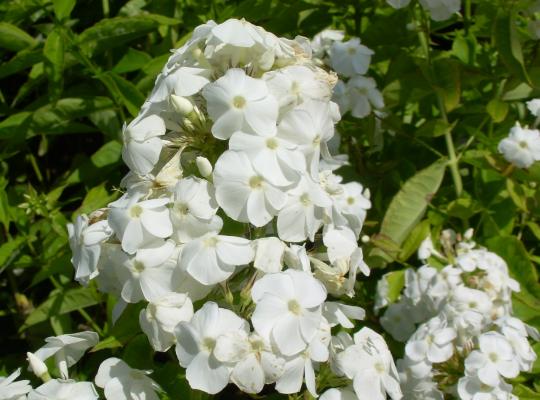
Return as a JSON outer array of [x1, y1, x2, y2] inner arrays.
[[2, 1, 540, 400]]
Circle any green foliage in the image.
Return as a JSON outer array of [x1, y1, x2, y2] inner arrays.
[[1, 0, 540, 398]]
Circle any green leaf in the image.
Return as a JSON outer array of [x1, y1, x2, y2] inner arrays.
[[494, 12, 531, 85], [53, 0, 76, 20], [22, 287, 101, 330], [380, 160, 446, 247], [383, 270, 406, 304], [398, 220, 430, 262], [416, 119, 454, 138], [513, 385, 540, 399], [100, 72, 145, 117], [486, 99, 508, 123], [0, 49, 42, 79], [75, 183, 117, 216], [43, 28, 65, 100], [78, 15, 178, 57], [486, 236, 540, 298], [0, 22, 36, 51], [433, 58, 461, 111], [65, 140, 122, 186], [0, 236, 26, 272], [112, 48, 151, 74]]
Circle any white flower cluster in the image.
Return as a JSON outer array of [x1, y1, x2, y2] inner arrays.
[[386, 0, 461, 21], [310, 30, 384, 119], [376, 229, 539, 400], [9, 331, 162, 400], [498, 99, 540, 169], [62, 18, 399, 399]]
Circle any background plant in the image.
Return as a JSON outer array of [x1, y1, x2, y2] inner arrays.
[[1, 0, 540, 398]]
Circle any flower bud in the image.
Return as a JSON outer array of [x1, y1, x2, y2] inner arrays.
[[27, 352, 49, 380], [196, 156, 213, 178], [170, 95, 194, 115]]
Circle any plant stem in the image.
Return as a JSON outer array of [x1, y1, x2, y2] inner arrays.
[[438, 95, 463, 197]]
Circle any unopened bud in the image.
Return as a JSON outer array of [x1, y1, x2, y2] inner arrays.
[[196, 156, 213, 178], [361, 235, 370, 243], [170, 95, 194, 115], [27, 352, 50, 381]]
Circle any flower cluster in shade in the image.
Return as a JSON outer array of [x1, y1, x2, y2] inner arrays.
[[375, 229, 539, 400], [310, 29, 384, 119], [498, 98, 540, 169], [20, 18, 404, 400]]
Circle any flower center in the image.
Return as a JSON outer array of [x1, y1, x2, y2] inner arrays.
[[266, 138, 279, 150], [288, 299, 302, 315], [233, 95, 247, 109], [347, 47, 357, 55], [468, 301, 477, 309], [133, 261, 145, 273], [347, 196, 355, 205], [519, 140, 528, 149], [374, 362, 385, 373], [300, 193, 311, 206], [313, 134, 321, 146], [202, 337, 216, 352], [489, 352, 498, 363], [203, 236, 219, 248], [129, 205, 143, 218], [130, 370, 145, 380], [291, 81, 300, 94], [174, 202, 189, 215], [249, 176, 264, 189]]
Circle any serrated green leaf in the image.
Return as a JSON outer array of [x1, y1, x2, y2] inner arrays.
[[0, 22, 36, 51], [21, 287, 101, 330], [380, 160, 446, 247]]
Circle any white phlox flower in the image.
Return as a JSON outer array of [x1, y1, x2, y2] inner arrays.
[[213, 150, 288, 227], [319, 386, 357, 400], [0, 369, 32, 400], [311, 30, 345, 59], [34, 331, 98, 379], [121, 113, 166, 175], [139, 293, 194, 352], [329, 38, 374, 77], [341, 76, 385, 118], [381, 302, 417, 342], [112, 239, 177, 303], [498, 123, 540, 168], [28, 379, 98, 400], [335, 327, 402, 400], [464, 332, 520, 387], [253, 237, 286, 273], [67, 214, 112, 285], [214, 331, 285, 394], [251, 270, 327, 356], [108, 193, 173, 254], [174, 302, 249, 394], [179, 231, 254, 285], [457, 375, 514, 400], [419, 0, 461, 21], [404, 316, 456, 363], [95, 357, 160, 400], [277, 176, 332, 242], [203, 68, 279, 139], [170, 177, 220, 242]]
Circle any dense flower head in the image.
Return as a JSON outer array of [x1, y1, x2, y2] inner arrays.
[[376, 229, 537, 399], [63, 18, 391, 399]]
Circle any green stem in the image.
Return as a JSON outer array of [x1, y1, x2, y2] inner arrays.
[[438, 95, 463, 197]]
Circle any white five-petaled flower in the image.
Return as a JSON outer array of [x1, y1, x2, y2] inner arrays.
[[0, 369, 32, 400], [337, 76, 384, 118], [419, 0, 461, 21], [170, 177, 220, 243], [95, 357, 160, 400], [139, 293, 194, 352], [112, 240, 177, 303], [329, 38, 374, 77], [335, 327, 402, 400], [67, 214, 112, 285], [214, 331, 285, 394], [464, 331, 520, 387], [175, 302, 249, 394], [277, 176, 332, 242], [28, 379, 98, 400], [251, 270, 327, 356], [498, 123, 540, 168], [405, 316, 456, 363], [108, 193, 172, 254], [34, 331, 99, 379], [122, 113, 166, 175], [203, 68, 278, 139], [213, 150, 287, 226], [179, 231, 254, 285]]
